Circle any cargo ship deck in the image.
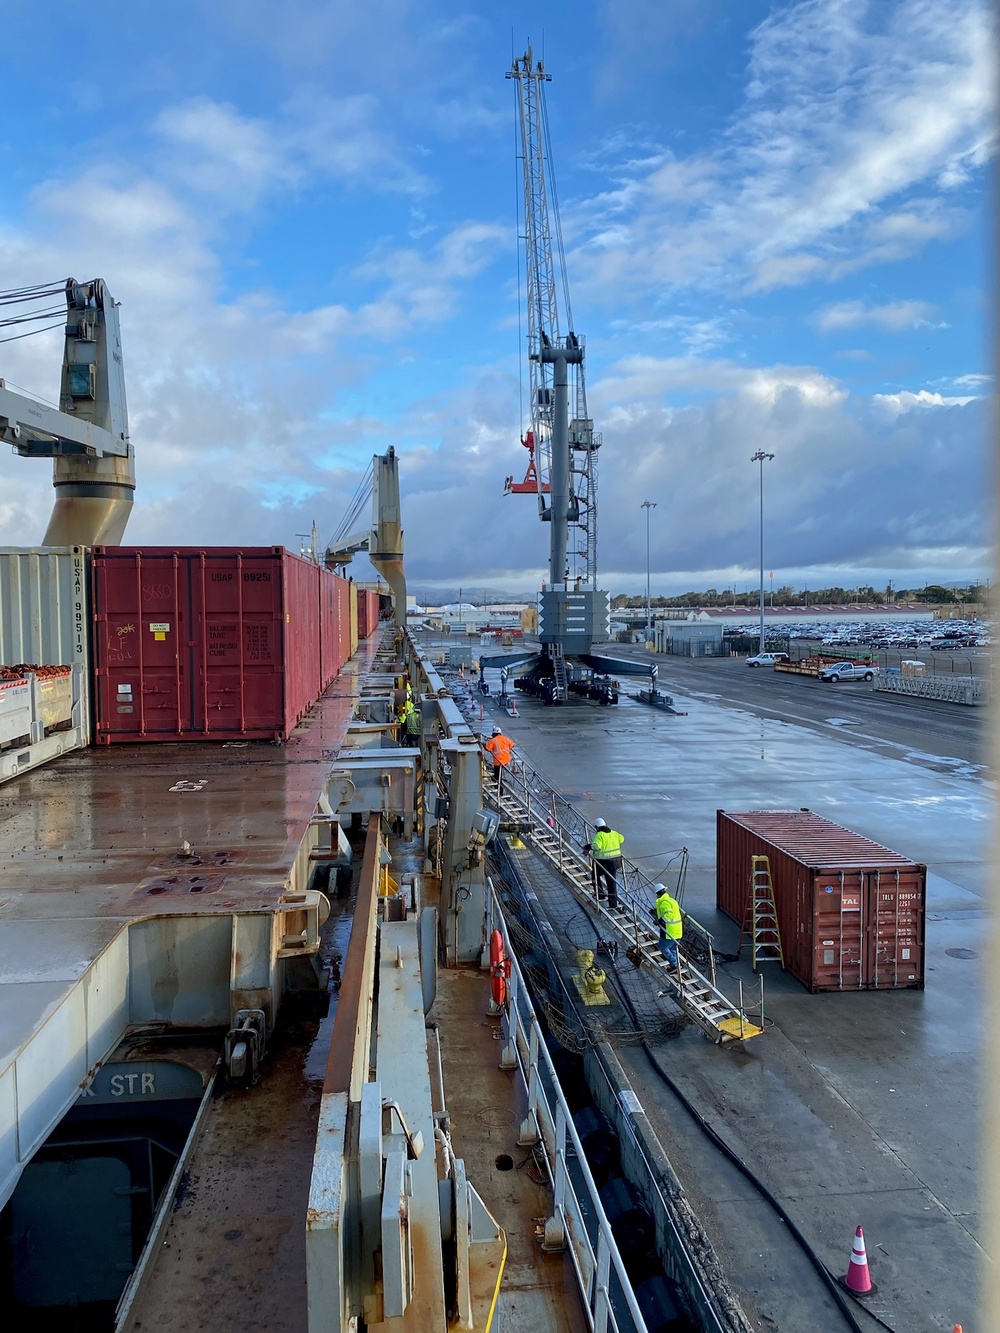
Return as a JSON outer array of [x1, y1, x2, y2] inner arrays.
[[0, 642, 377, 1210], [461, 643, 986, 1333]]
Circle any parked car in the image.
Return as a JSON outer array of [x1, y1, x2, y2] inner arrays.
[[818, 661, 877, 683], [746, 652, 789, 667]]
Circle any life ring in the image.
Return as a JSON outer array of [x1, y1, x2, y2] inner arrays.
[[489, 928, 509, 1007]]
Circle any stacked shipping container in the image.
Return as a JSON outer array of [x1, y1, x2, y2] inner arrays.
[[716, 809, 926, 992], [90, 547, 354, 743], [356, 587, 381, 638]]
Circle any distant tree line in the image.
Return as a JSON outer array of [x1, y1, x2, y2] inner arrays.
[[611, 584, 988, 610]]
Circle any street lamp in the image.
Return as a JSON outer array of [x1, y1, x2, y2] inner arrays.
[[641, 500, 656, 643], [751, 451, 774, 653]]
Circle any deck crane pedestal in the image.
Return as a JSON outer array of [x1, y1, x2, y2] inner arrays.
[[490, 50, 653, 705]]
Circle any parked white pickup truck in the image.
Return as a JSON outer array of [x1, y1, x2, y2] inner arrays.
[[745, 652, 789, 667], [818, 661, 877, 682]]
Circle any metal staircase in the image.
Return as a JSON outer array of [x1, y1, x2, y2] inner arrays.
[[737, 856, 785, 970], [549, 644, 568, 702], [490, 761, 763, 1044]]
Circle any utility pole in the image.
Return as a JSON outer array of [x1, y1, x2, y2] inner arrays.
[[751, 451, 774, 653], [641, 500, 656, 643]]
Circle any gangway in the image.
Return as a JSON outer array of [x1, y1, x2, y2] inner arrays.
[[489, 757, 763, 1044]]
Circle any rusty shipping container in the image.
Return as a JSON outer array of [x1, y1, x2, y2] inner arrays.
[[91, 547, 347, 743], [716, 809, 925, 992]]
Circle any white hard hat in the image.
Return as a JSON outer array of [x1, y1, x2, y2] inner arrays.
[[594, 818, 607, 828], [492, 726, 502, 735], [654, 883, 666, 894]]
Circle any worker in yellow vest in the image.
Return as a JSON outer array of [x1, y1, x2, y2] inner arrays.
[[590, 818, 624, 910], [397, 698, 414, 739], [653, 883, 683, 969]]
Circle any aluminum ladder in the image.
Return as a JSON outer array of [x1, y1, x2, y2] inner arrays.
[[738, 855, 784, 970], [491, 779, 763, 1044]]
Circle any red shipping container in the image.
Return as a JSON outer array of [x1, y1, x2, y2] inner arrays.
[[319, 569, 345, 688], [357, 588, 380, 638], [91, 547, 338, 743], [716, 809, 925, 993], [336, 577, 352, 669]]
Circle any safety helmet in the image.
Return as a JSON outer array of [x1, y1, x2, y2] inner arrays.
[[654, 882, 667, 895], [492, 726, 502, 735], [594, 818, 607, 828]]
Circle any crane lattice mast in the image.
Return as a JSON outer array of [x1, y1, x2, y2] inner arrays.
[[506, 48, 600, 589]]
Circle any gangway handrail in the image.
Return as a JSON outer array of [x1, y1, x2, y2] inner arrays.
[[491, 746, 716, 975], [489, 888, 651, 1333], [492, 776, 761, 1044], [442, 668, 716, 971]]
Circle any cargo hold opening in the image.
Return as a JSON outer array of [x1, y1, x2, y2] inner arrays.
[[0, 1046, 216, 1332]]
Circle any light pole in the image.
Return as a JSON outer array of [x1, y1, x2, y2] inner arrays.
[[751, 451, 774, 653], [641, 500, 656, 643]]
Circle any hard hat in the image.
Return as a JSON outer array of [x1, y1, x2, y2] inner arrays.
[[654, 882, 667, 894], [594, 818, 607, 828], [492, 726, 502, 735]]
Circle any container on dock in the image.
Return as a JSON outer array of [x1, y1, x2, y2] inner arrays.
[[716, 809, 925, 992], [91, 547, 347, 743]]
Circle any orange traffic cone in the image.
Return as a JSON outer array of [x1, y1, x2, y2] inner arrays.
[[838, 1224, 877, 1296]]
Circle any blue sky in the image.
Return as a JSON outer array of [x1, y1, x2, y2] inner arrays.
[[0, 0, 992, 594]]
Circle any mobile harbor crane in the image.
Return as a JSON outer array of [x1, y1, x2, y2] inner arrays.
[[491, 50, 653, 705]]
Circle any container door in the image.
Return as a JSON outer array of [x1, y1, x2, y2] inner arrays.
[[199, 554, 284, 735], [812, 872, 865, 990], [865, 870, 925, 988], [94, 555, 186, 738]]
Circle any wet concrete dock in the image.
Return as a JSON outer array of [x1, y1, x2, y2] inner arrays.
[[472, 651, 988, 1333]]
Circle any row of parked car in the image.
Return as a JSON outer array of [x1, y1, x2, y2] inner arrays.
[[731, 619, 990, 652]]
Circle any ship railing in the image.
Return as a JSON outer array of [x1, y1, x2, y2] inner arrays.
[[488, 887, 650, 1333]]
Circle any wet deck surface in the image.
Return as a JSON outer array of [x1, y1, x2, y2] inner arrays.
[[0, 642, 378, 1080], [470, 652, 987, 1333]]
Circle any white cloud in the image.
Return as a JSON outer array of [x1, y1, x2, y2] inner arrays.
[[356, 222, 508, 323], [156, 92, 429, 203], [814, 298, 942, 332], [951, 372, 993, 389], [594, 355, 847, 411], [572, 0, 994, 302], [873, 388, 979, 414]]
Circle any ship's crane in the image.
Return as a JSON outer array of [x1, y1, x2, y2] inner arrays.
[[505, 48, 600, 591], [323, 447, 407, 628], [0, 278, 134, 545]]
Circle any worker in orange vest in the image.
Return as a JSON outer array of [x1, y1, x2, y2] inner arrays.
[[484, 726, 515, 789]]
